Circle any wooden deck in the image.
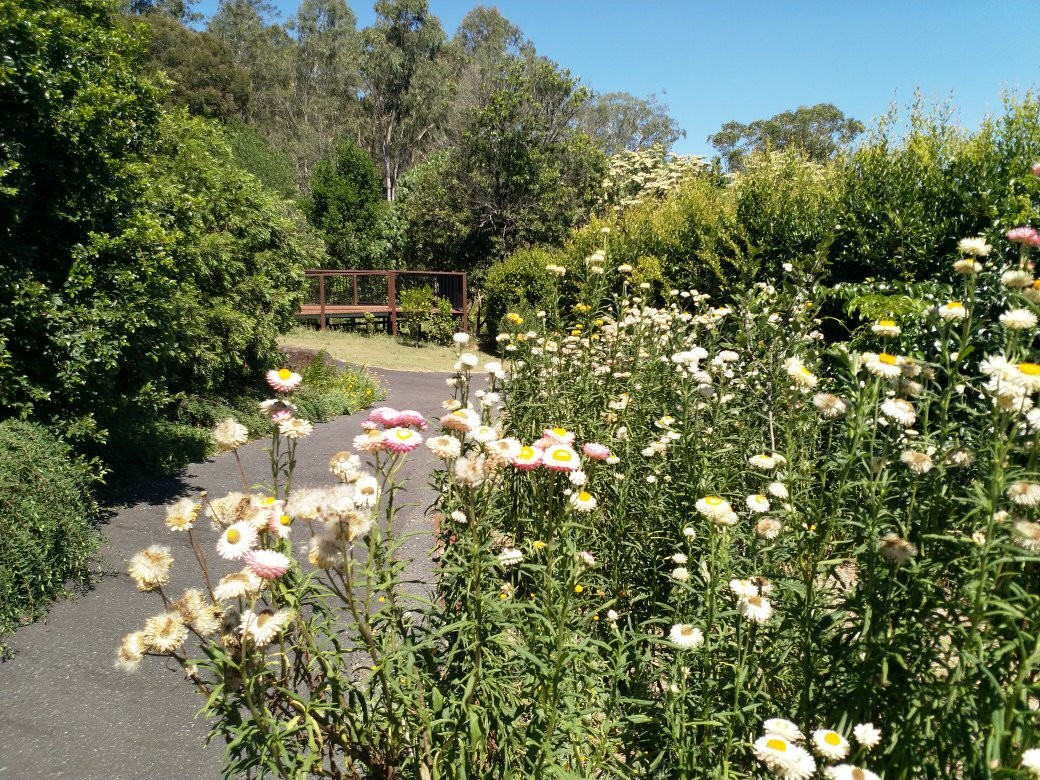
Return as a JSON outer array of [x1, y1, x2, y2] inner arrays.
[[298, 270, 468, 335]]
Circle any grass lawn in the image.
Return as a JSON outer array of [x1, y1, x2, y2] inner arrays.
[[279, 327, 497, 373]]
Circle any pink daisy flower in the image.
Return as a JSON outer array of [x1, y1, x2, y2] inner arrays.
[[260, 398, 297, 422], [217, 521, 258, 561], [368, 407, 399, 427], [582, 442, 611, 461], [1007, 227, 1040, 247], [543, 444, 580, 472], [266, 368, 302, 393], [390, 409, 428, 430], [245, 548, 291, 580], [384, 427, 424, 453], [512, 445, 542, 470]]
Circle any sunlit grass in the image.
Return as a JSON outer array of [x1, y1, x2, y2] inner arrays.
[[279, 327, 497, 373]]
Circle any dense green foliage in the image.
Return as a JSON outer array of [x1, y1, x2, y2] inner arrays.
[[708, 102, 865, 171], [484, 96, 1040, 339], [397, 57, 606, 276], [0, 420, 99, 638], [0, 0, 325, 475], [305, 137, 387, 268], [137, 12, 249, 121]]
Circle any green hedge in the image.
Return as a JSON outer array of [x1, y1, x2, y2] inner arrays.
[[0, 420, 99, 638], [480, 95, 1040, 338]]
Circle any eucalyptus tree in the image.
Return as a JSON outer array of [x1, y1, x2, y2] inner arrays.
[[358, 0, 456, 201]]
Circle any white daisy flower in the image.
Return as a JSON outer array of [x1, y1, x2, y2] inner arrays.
[[668, 623, 704, 649], [812, 392, 848, 419], [812, 729, 850, 761], [783, 356, 818, 389], [881, 398, 916, 427], [763, 718, 804, 741], [900, 449, 933, 475], [738, 594, 773, 623], [497, 548, 523, 567], [862, 352, 904, 379], [937, 301, 967, 321], [871, 319, 901, 337], [1001, 308, 1038, 330], [1022, 747, 1040, 777], [729, 578, 758, 598], [749, 454, 777, 470], [752, 735, 816, 779], [216, 521, 257, 561], [852, 722, 882, 750], [824, 766, 880, 780], [746, 494, 770, 513], [695, 495, 733, 522], [670, 566, 690, 582], [957, 236, 992, 256], [1008, 481, 1040, 507], [767, 482, 789, 499]]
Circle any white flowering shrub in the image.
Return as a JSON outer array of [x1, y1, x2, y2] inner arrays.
[[122, 166, 1040, 778]]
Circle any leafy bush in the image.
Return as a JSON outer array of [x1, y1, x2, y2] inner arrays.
[[291, 351, 383, 421], [482, 246, 568, 336], [397, 285, 437, 346], [0, 0, 325, 482], [831, 95, 1040, 284], [305, 137, 387, 269], [0, 420, 99, 638], [483, 96, 1040, 335]]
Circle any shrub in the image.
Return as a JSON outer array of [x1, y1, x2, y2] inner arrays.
[[482, 246, 568, 337], [0, 0, 324, 482], [0, 420, 99, 638], [397, 285, 437, 346]]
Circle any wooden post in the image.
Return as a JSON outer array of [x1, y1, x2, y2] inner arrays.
[[460, 272, 469, 334], [352, 273, 358, 305], [387, 271, 397, 337], [318, 274, 326, 331]]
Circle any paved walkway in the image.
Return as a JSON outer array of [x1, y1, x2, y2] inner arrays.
[[0, 369, 451, 780]]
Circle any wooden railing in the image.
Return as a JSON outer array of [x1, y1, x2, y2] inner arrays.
[[298, 269, 468, 336]]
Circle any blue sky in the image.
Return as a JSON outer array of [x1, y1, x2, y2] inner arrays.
[[194, 0, 1040, 157]]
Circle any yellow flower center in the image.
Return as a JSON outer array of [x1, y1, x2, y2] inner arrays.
[[879, 319, 896, 327], [705, 496, 723, 505], [824, 732, 841, 746], [533, 540, 546, 549], [261, 496, 276, 506], [1019, 363, 1040, 376], [552, 427, 567, 436], [279, 514, 291, 526], [396, 429, 412, 440], [578, 491, 592, 502], [227, 528, 241, 544], [277, 368, 292, 380], [879, 353, 898, 365], [574, 584, 583, 593], [552, 449, 572, 462], [766, 738, 787, 752], [946, 301, 963, 309], [680, 626, 696, 637], [800, 366, 812, 376], [519, 446, 535, 459], [748, 595, 762, 606]]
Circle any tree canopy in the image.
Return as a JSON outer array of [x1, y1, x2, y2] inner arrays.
[[708, 103, 865, 170]]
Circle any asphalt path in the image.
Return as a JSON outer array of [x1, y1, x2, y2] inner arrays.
[[0, 369, 451, 780]]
